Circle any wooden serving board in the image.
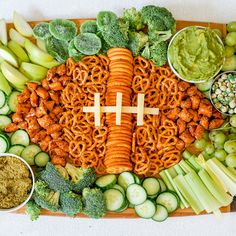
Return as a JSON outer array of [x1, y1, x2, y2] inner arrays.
[[9, 18, 234, 217]]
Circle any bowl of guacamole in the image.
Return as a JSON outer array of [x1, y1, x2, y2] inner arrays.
[[168, 26, 225, 83], [0, 153, 35, 212]]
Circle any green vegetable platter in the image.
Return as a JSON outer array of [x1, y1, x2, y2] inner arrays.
[[6, 18, 233, 218]]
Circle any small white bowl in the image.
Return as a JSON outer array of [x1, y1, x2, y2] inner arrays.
[[167, 26, 225, 84], [0, 153, 35, 213]]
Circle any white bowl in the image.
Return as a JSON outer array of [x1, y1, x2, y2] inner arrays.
[[0, 153, 35, 213], [167, 26, 225, 84]]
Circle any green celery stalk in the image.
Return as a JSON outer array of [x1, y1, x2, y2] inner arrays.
[[185, 171, 221, 213], [207, 159, 236, 196], [187, 156, 202, 172], [179, 160, 195, 173], [211, 158, 236, 183], [159, 171, 174, 191], [167, 166, 178, 178], [198, 169, 233, 206], [174, 164, 185, 175], [165, 169, 189, 208], [174, 175, 204, 214], [196, 154, 227, 192]]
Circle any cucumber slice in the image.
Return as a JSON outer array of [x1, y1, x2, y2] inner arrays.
[[134, 199, 156, 219], [0, 90, 6, 108], [21, 144, 41, 161], [0, 136, 9, 153], [158, 179, 167, 192], [112, 184, 125, 196], [0, 72, 12, 95], [0, 45, 19, 68], [115, 199, 129, 212], [156, 191, 179, 213], [0, 115, 11, 130], [0, 133, 10, 151], [8, 144, 25, 156], [34, 152, 50, 167], [96, 174, 117, 190], [196, 81, 212, 92], [148, 194, 158, 199], [0, 103, 11, 115], [104, 188, 125, 211], [8, 91, 20, 112], [11, 130, 30, 146], [152, 204, 168, 222], [142, 177, 160, 196], [132, 173, 141, 184], [118, 172, 135, 190], [126, 183, 147, 205]]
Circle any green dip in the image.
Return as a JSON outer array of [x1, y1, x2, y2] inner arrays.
[[168, 26, 225, 82]]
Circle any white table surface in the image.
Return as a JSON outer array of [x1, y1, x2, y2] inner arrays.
[[1, 0, 236, 235]]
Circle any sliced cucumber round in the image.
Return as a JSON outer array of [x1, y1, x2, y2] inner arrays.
[[156, 191, 179, 213], [158, 179, 167, 193], [8, 144, 25, 156], [11, 130, 30, 146], [134, 199, 156, 219], [0, 136, 9, 153], [142, 177, 160, 196], [115, 199, 129, 212], [126, 183, 147, 205], [95, 174, 117, 190], [112, 184, 125, 196], [152, 204, 168, 222], [132, 173, 141, 184], [8, 91, 20, 112], [104, 188, 125, 212], [0, 103, 10, 115], [34, 152, 50, 167], [196, 81, 212, 92], [21, 144, 41, 160], [118, 172, 135, 190], [0, 115, 11, 130]]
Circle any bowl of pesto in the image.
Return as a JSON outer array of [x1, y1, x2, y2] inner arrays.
[[0, 153, 35, 213], [168, 26, 225, 83]]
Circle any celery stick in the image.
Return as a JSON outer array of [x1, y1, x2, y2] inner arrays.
[[159, 171, 174, 191], [187, 156, 202, 171], [198, 169, 233, 206], [179, 160, 195, 173], [228, 167, 236, 176], [185, 171, 221, 213], [182, 150, 192, 159], [167, 166, 178, 178], [196, 154, 227, 192], [211, 158, 236, 183], [165, 170, 189, 208], [207, 159, 236, 196], [174, 164, 185, 175], [174, 175, 204, 214]]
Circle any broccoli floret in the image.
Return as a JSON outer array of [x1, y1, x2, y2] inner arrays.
[[33, 180, 60, 212], [123, 7, 144, 30], [25, 199, 41, 221], [141, 43, 150, 59], [148, 28, 172, 44], [41, 162, 73, 193], [97, 11, 128, 48], [60, 191, 83, 217], [141, 5, 175, 30], [119, 19, 129, 41], [82, 188, 106, 218], [128, 31, 148, 56], [65, 163, 96, 193], [149, 41, 168, 66]]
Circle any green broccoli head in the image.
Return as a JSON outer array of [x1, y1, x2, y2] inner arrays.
[[123, 7, 145, 30], [82, 188, 107, 218], [65, 163, 96, 193], [97, 11, 128, 48], [141, 5, 176, 32], [148, 28, 172, 44], [25, 199, 41, 221], [60, 191, 83, 217], [41, 162, 73, 193], [149, 41, 168, 66], [119, 19, 129, 41], [128, 31, 148, 56], [141, 43, 150, 59], [33, 180, 60, 212]]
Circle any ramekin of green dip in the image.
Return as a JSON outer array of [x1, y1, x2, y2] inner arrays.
[[168, 26, 225, 83]]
